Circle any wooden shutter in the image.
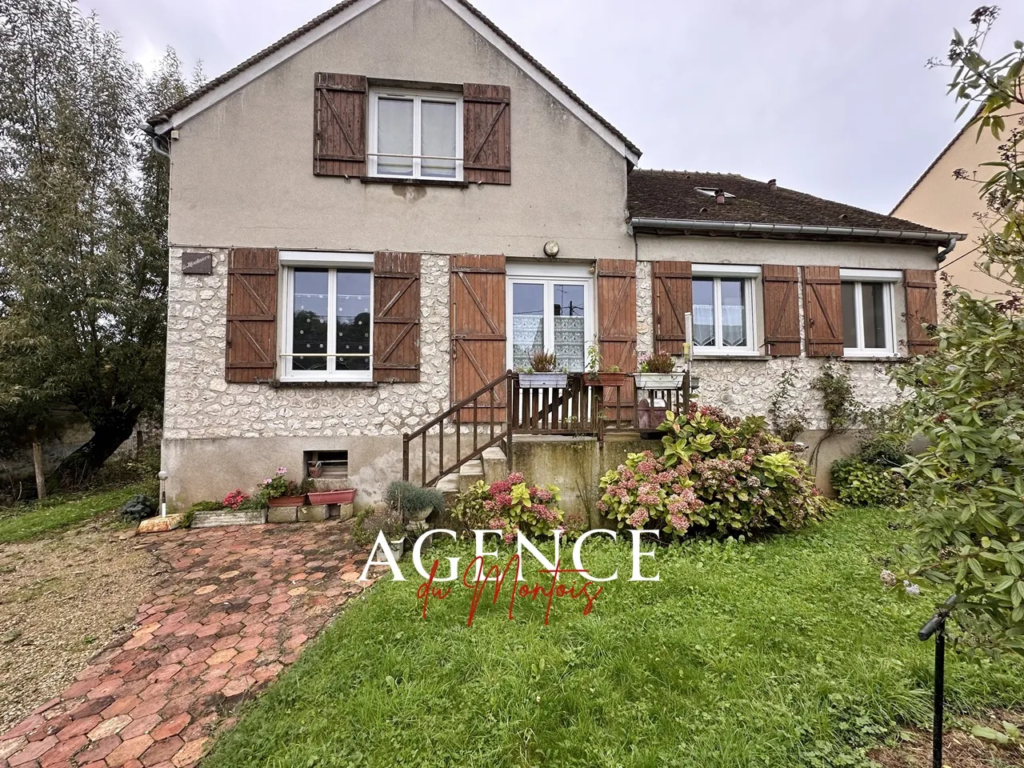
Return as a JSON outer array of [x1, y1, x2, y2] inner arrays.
[[450, 255, 506, 421], [314, 73, 367, 177], [226, 248, 278, 383], [762, 265, 801, 356], [598, 259, 638, 418], [373, 252, 420, 383], [463, 84, 511, 185], [652, 261, 692, 355], [802, 266, 844, 357], [905, 269, 938, 355]]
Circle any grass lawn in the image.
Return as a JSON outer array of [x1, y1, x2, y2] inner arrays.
[[204, 508, 1024, 768], [0, 485, 149, 543]]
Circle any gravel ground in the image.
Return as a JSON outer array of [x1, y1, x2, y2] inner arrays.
[[0, 514, 164, 732]]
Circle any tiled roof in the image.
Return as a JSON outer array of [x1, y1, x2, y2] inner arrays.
[[148, 0, 641, 159], [628, 169, 946, 234]]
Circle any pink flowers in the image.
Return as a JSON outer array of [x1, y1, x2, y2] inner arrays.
[[598, 449, 701, 538], [223, 489, 250, 509], [489, 480, 512, 496], [627, 508, 650, 528], [668, 514, 690, 533], [458, 472, 565, 540], [507, 472, 525, 485]]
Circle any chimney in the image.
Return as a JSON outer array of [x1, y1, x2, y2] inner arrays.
[[767, 178, 777, 191], [715, 189, 725, 205]]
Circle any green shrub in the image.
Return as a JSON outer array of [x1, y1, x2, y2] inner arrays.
[[353, 503, 404, 547], [119, 494, 157, 522], [830, 458, 907, 507], [385, 481, 444, 517], [450, 472, 564, 540], [598, 404, 828, 538], [597, 451, 702, 535], [180, 508, 195, 528]]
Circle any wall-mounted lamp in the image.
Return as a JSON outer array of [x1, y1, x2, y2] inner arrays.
[[543, 240, 560, 258]]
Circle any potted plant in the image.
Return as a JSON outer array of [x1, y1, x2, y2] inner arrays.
[[386, 480, 444, 523], [355, 503, 406, 558], [519, 350, 568, 389], [256, 467, 310, 507], [584, 343, 628, 387], [634, 352, 684, 390]]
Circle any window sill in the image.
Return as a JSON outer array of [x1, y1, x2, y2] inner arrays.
[[271, 379, 378, 389], [839, 356, 908, 363], [360, 176, 469, 189], [693, 354, 771, 362]]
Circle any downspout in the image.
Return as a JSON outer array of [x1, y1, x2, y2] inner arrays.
[[141, 122, 170, 159], [935, 235, 958, 263]]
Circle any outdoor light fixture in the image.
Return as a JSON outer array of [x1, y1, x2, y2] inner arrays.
[[543, 240, 560, 258]]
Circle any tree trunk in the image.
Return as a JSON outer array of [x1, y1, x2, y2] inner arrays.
[[32, 441, 47, 500], [54, 408, 142, 485]]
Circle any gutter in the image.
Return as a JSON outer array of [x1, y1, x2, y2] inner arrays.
[[140, 122, 170, 159], [629, 217, 965, 261]]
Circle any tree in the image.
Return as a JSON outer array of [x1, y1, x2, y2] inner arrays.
[[896, 7, 1024, 655], [0, 0, 191, 484]]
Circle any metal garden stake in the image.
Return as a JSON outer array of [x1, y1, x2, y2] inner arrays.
[[917, 595, 957, 768]]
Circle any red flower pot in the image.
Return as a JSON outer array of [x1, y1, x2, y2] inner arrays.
[[586, 372, 629, 388], [268, 495, 308, 507], [307, 489, 357, 505]]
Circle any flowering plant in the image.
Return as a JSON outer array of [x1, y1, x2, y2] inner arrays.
[[597, 451, 703, 535], [638, 352, 675, 374], [254, 467, 310, 505], [451, 472, 565, 540], [222, 489, 250, 510]]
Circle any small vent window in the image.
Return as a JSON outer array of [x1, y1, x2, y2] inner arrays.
[[695, 187, 735, 198], [305, 450, 348, 480]]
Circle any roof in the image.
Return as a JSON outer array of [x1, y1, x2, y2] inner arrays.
[[628, 170, 949, 236], [147, 0, 641, 160], [889, 115, 977, 214]]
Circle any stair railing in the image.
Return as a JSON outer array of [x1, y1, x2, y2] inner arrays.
[[402, 371, 514, 487]]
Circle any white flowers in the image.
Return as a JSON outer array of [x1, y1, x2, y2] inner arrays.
[[903, 580, 921, 596]]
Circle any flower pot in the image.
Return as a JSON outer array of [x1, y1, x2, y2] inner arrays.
[[519, 372, 568, 389], [634, 372, 684, 390], [389, 538, 405, 559], [307, 489, 357, 505], [405, 506, 432, 523], [586, 372, 629, 388], [268, 494, 308, 507]]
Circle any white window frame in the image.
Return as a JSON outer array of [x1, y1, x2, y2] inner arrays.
[[279, 252, 374, 383], [368, 88, 464, 181], [840, 269, 899, 358], [505, 263, 594, 372], [691, 264, 760, 357]]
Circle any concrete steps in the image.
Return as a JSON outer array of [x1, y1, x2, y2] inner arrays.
[[434, 444, 508, 496]]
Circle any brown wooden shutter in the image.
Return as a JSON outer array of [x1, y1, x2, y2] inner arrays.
[[373, 252, 420, 383], [463, 84, 511, 185], [314, 73, 367, 177], [652, 261, 692, 355], [762, 265, 801, 356], [905, 269, 938, 355], [802, 266, 844, 357], [598, 259, 638, 418], [226, 248, 279, 383], [450, 255, 506, 421]]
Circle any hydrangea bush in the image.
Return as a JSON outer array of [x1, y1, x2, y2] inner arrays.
[[599, 404, 829, 538], [450, 472, 565, 540]]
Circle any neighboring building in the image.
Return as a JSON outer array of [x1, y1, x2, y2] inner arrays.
[[148, 0, 961, 509], [892, 117, 1006, 303]]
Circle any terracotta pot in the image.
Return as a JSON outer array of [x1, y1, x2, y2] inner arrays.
[[307, 489, 357, 505], [268, 495, 307, 507], [586, 372, 629, 387]]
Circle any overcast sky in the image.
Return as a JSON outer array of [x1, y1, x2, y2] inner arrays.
[[83, 0, 1024, 214]]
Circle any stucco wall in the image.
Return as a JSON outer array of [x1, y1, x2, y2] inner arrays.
[[893, 125, 1007, 302], [166, 0, 631, 263]]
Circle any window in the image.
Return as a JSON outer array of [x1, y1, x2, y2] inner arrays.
[[368, 88, 462, 180], [841, 270, 897, 357], [280, 253, 373, 382], [507, 265, 593, 372], [304, 450, 348, 480], [692, 266, 758, 355]]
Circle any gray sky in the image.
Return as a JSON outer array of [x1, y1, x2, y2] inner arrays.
[[84, 0, 1024, 214]]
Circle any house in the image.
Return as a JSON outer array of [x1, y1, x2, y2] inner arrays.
[[148, 0, 962, 511], [892, 115, 1007, 304]]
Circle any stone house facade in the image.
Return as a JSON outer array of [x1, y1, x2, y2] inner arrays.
[[149, 0, 962, 508]]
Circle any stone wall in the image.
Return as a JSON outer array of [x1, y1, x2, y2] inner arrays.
[[164, 249, 451, 442]]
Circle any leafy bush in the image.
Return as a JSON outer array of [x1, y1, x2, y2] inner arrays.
[[450, 472, 564, 540], [353, 503, 404, 547], [830, 458, 906, 507], [188, 500, 224, 512], [119, 494, 157, 522], [597, 451, 702, 534], [638, 352, 675, 373], [598, 404, 827, 539], [385, 481, 444, 518]]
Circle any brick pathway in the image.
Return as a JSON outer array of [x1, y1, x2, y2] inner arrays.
[[0, 522, 372, 767]]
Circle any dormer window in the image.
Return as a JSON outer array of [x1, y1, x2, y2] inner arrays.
[[368, 88, 463, 180], [695, 187, 734, 198]]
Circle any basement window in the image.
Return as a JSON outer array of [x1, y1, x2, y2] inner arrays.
[[305, 450, 349, 481]]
